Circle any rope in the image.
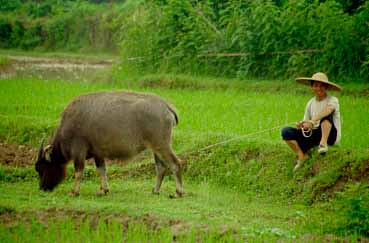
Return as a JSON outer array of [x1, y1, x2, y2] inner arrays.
[[301, 128, 312, 138], [300, 120, 320, 138], [0, 112, 295, 156], [183, 122, 294, 156]]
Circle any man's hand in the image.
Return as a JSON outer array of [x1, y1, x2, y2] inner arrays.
[[296, 121, 313, 130], [296, 121, 303, 129], [302, 121, 313, 130]]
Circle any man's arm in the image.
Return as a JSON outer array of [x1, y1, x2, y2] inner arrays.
[[311, 105, 335, 124]]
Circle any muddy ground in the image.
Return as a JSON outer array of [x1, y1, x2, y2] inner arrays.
[[0, 142, 155, 168], [0, 55, 115, 82], [0, 143, 36, 167]]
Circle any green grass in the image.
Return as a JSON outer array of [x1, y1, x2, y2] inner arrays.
[[0, 166, 364, 242], [0, 56, 10, 66], [0, 77, 368, 150], [0, 213, 278, 242], [0, 175, 340, 240], [1, 162, 367, 241], [0, 72, 368, 240]]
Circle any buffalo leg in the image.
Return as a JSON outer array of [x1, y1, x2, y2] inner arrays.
[[95, 157, 109, 196], [153, 154, 167, 194], [70, 149, 87, 196], [156, 148, 183, 197], [70, 158, 84, 196]]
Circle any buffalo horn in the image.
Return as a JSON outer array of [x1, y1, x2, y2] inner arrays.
[[37, 138, 45, 161], [44, 145, 53, 161]]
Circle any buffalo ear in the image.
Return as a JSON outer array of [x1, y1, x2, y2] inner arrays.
[[44, 145, 53, 161]]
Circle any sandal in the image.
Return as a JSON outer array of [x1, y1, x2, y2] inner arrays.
[[318, 144, 328, 154], [293, 160, 304, 172]]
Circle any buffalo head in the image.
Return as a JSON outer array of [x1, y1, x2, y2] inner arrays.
[[35, 140, 65, 191]]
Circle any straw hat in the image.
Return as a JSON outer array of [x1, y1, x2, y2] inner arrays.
[[296, 72, 342, 91]]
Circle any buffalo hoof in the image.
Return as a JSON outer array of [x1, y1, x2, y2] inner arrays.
[[169, 190, 183, 199], [176, 189, 184, 197], [69, 191, 80, 197], [96, 189, 109, 196], [152, 188, 160, 195]]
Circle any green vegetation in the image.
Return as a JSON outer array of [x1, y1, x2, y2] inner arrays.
[[0, 171, 361, 241], [0, 76, 368, 149], [0, 56, 10, 66], [118, 0, 369, 81], [0, 0, 119, 52], [334, 183, 369, 237], [0, 209, 239, 242], [1, 0, 368, 240], [1, 0, 368, 80], [0, 73, 368, 240]]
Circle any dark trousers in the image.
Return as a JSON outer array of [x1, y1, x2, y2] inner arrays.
[[281, 115, 337, 153]]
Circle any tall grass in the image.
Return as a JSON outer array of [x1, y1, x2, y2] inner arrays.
[[117, 0, 369, 81]]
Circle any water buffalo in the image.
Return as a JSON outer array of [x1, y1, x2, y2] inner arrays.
[[35, 91, 183, 197]]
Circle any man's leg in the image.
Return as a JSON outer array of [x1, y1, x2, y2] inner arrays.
[[319, 119, 332, 146], [285, 140, 306, 161], [317, 119, 334, 154], [281, 127, 307, 161]]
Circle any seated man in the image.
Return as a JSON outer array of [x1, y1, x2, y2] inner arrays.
[[281, 72, 342, 172]]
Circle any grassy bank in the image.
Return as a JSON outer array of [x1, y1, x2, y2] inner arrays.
[[0, 169, 356, 241], [0, 160, 367, 241]]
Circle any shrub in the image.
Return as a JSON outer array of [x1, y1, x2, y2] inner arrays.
[[20, 22, 43, 50], [10, 20, 25, 47], [43, 14, 71, 50], [0, 17, 12, 48], [118, 0, 369, 82], [0, 0, 21, 12], [25, 1, 53, 18], [354, 1, 369, 77]]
